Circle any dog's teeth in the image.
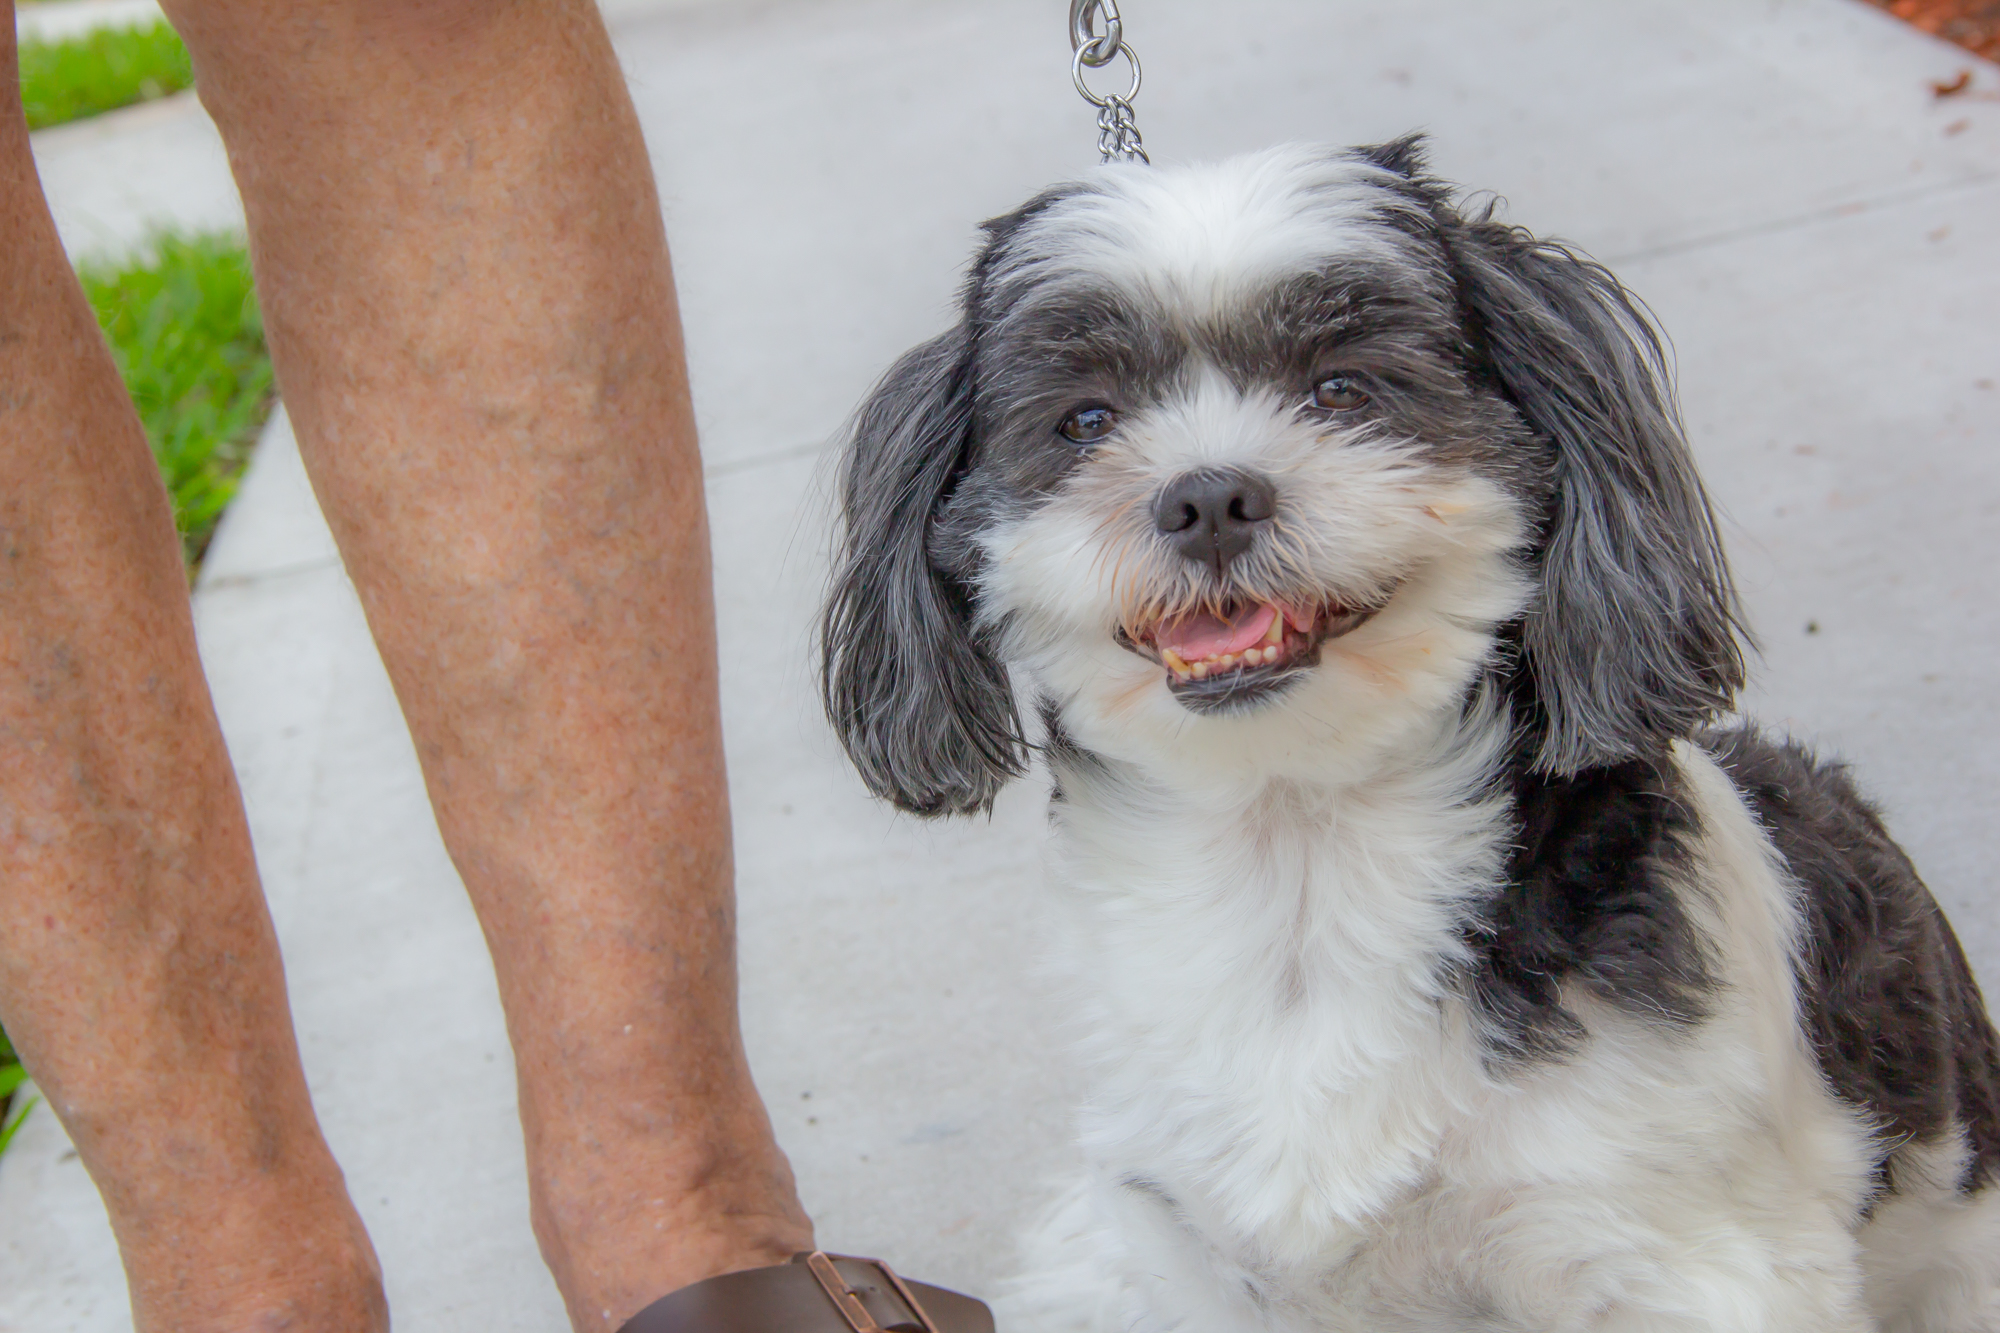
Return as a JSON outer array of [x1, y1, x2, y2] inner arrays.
[[1158, 638, 1288, 681], [1158, 627, 1292, 681]]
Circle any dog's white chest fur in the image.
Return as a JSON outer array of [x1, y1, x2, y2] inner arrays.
[[1049, 746, 1502, 1262], [1008, 745, 1886, 1333]]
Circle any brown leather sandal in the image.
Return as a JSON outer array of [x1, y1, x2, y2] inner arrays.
[[618, 1252, 995, 1333]]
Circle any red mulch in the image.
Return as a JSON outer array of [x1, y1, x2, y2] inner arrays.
[[1868, 0, 2000, 62]]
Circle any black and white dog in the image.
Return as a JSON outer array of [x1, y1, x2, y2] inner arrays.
[[819, 138, 2000, 1331]]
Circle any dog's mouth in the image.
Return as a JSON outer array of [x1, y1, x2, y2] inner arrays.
[[1119, 598, 1378, 712]]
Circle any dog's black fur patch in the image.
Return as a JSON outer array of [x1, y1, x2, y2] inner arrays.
[[1709, 726, 2000, 1195], [1465, 753, 1713, 1062]]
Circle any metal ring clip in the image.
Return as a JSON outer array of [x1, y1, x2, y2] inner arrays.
[[1069, 0, 1123, 67], [1071, 39, 1142, 108]]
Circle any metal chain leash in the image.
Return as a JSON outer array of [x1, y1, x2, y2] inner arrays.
[[1069, 0, 1149, 165]]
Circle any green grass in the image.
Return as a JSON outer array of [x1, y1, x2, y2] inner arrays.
[[0, 1026, 30, 1160], [20, 19, 194, 131], [80, 233, 275, 565]]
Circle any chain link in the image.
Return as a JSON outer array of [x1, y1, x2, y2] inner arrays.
[[1069, 1, 1150, 165], [1095, 97, 1149, 165]]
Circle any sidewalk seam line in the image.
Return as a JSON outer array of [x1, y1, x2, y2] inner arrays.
[[1605, 170, 2000, 265], [705, 437, 827, 479], [196, 555, 344, 593]]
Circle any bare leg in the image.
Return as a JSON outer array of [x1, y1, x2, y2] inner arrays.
[[0, 6, 387, 1331], [158, 0, 814, 1326]]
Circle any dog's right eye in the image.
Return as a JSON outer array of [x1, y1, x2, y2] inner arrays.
[[1312, 376, 1370, 411], [1059, 406, 1119, 444]]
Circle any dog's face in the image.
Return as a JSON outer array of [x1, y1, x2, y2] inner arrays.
[[936, 149, 1544, 779], [823, 139, 1743, 814]]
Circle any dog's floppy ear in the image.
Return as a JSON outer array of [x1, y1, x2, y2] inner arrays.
[[820, 324, 1025, 816], [1446, 213, 1745, 774]]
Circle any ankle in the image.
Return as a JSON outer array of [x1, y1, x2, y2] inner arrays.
[[122, 1193, 387, 1333], [529, 1123, 813, 1331], [78, 1121, 387, 1333]]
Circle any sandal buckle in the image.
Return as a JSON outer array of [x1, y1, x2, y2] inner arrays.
[[803, 1251, 943, 1333]]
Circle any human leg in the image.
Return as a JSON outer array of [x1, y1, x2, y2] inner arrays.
[[153, 1, 814, 1327], [0, 7, 386, 1330]]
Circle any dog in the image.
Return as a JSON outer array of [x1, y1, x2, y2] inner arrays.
[[817, 137, 2000, 1332]]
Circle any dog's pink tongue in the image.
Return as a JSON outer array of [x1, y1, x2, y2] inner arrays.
[[1156, 603, 1277, 661]]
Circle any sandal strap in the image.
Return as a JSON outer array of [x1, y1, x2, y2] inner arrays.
[[618, 1252, 994, 1333]]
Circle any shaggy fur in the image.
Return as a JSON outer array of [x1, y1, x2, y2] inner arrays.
[[819, 137, 2000, 1331]]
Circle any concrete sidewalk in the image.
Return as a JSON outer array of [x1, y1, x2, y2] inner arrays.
[[4, 1, 1998, 1328]]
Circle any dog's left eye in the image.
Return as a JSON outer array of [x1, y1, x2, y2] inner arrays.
[[1059, 406, 1119, 444], [1312, 376, 1370, 411]]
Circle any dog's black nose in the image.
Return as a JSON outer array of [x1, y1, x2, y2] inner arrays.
[[1153, 468, 1277, 579]]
